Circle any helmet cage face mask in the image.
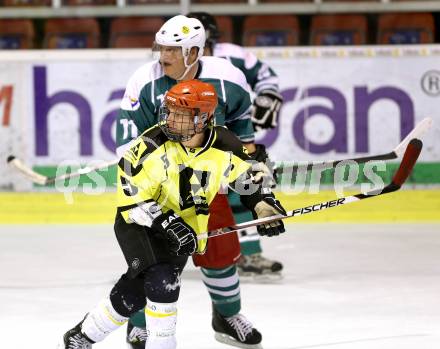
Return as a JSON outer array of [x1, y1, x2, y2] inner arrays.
[[159, 79, 218, 142], [159, 103, 210, 142]]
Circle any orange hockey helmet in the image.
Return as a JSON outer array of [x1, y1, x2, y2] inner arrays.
[[159, 79, 218, 142]]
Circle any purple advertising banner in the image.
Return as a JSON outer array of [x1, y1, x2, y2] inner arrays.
[[0, 47, 439, 190]]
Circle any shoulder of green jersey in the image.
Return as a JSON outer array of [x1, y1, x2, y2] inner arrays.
[[199, 56, 248, 90], [120, 61, 164, 111]]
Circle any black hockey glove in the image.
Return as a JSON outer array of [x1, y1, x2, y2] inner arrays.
[[251, 90, 283, 130], [252, 195, 287, 237], [248, 144, 278, 188], [151, 210, 198, 256]]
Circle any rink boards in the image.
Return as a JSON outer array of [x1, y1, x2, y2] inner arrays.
[[1, 46, 440, 191]]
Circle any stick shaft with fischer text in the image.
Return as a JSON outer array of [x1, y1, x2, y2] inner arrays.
[[200, 138, 423, 240]]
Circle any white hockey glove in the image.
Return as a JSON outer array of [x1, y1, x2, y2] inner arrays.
[[251, 90, 283, 130], [252, 196, 287, 237], [248, 144, 278, 188], [128, 202, 163, 226]]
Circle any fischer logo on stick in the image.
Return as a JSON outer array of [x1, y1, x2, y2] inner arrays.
[[291, 198, 346, 216]]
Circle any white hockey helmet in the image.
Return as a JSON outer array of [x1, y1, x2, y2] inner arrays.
[[155, 15, 206, 64]]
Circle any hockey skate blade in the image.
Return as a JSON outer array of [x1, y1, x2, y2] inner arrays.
[[214, 332, 263, 349]]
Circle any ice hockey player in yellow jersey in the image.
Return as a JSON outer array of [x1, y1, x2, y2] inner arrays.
[[58, 80, 286, 349]]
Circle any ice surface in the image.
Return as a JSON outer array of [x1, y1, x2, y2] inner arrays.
[[1, 223, 439, 349]]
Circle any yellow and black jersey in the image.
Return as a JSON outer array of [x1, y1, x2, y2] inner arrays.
[[117, 125, 252, 253]]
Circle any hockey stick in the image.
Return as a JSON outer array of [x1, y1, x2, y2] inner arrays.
[[202, 138, 423, 240], [6, 156, 118, 186], [277, 117, 431, 172], [6, 118, 431, 186]]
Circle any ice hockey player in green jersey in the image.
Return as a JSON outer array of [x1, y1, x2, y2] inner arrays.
[[187, 12, 285, 280]]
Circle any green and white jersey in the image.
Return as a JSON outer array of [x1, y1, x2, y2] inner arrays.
[[117, 56, 253, 156], [214, 42, 279, 95]]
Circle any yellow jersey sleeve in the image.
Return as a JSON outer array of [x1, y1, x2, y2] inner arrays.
[[117, 136, 165, 223]]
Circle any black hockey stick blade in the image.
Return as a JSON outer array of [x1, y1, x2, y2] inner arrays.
[[202, 138, 423, 240]]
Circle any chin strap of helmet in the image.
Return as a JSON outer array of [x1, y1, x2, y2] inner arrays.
[[176, 48, 202, 81]]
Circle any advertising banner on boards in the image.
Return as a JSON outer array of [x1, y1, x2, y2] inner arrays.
[[0, 46, 439, 190]]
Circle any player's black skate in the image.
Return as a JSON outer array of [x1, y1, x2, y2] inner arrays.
[[237, 253, 283, 282], [212, 308, 263, 349], [126, 322, 148, 349], [58, 318, 94, 349]]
